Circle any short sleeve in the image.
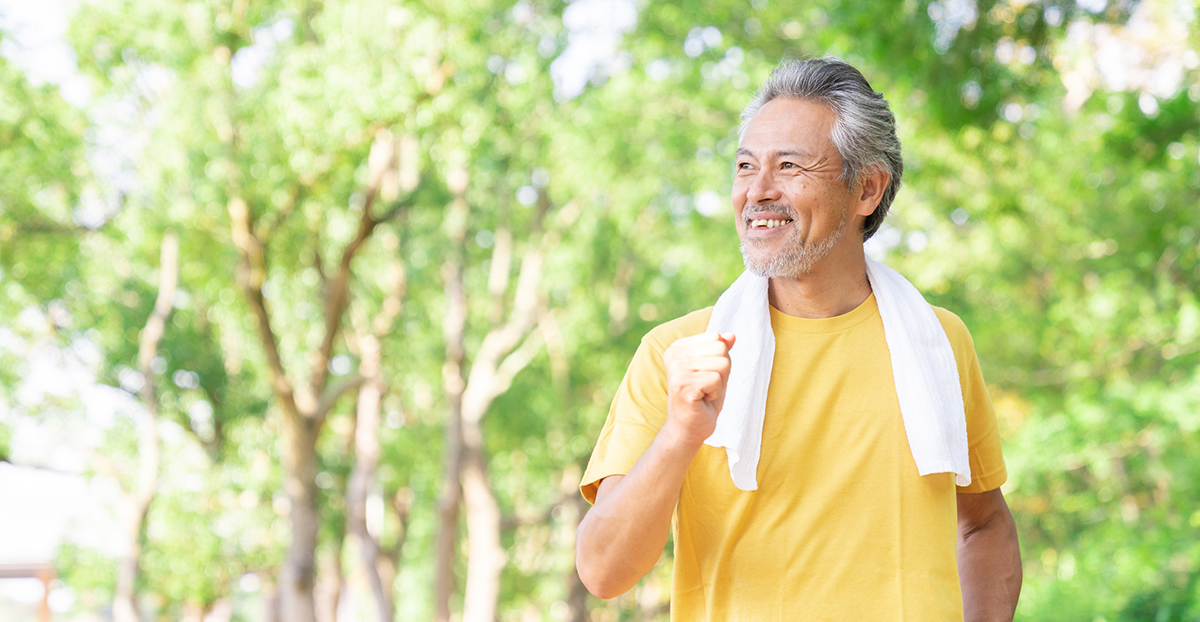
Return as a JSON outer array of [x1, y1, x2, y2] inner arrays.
[[934, 307, 1008, 493], [580, 338, 670, 504]]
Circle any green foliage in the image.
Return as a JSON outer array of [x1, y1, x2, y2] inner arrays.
[[56, 543, 118, 609], [0, 422, 10, 462], [140, 423, 285, 611], [2, 0, 1198, 620], [0, 43, 89, 312]]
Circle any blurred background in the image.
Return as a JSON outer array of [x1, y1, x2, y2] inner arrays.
[[0, 0, 1197, 620]]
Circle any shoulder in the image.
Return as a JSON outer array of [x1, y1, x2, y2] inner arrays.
[[641, 307, 714, 353], [931, 305, 978, 362], [931, 306, 969, 340]]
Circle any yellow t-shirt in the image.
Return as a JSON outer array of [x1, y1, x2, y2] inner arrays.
[[581, 294, 1007, 621]]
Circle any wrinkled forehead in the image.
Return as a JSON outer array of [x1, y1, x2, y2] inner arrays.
[[738, 98, 838, 155]]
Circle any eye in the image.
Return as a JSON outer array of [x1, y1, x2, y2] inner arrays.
[[780, 162, 796, 169]]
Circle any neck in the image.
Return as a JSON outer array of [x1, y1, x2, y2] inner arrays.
[[766, 242, 872, 319]]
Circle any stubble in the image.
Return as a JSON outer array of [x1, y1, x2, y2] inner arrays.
[[739, 203, 849, 278]]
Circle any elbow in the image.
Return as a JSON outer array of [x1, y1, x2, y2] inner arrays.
[[577, 563, 627, 600], [592, 585, 627, 600], [575, 529, 631, 600]]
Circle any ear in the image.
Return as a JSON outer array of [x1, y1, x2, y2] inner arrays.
[[853, 166, 890, 218]]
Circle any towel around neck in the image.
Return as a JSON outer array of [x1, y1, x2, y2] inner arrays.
[[702, 258, 971, 491]]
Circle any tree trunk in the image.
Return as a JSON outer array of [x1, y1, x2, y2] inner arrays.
[[564, 492, 591, 622], [280, 418, 321, 622], [112, 533, 144, 622], [229, 159, 388, 622], [340, 328, 395, 622], [316, 533, 344, 622], [460, 441, 504, 622], [565, 566, 590, 622], [436, 190, 470, 622], [437, 185, 560, 621], [436, 351, 466, 620], [381, 488, 412, 610], [260, 573, 281, 622], [114, 233, 178, 622]]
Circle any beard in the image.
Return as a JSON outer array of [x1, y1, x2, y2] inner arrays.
[[739, 203, 849, 278]]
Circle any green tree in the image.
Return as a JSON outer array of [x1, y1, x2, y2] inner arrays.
[[0, 0, 1194, 620]]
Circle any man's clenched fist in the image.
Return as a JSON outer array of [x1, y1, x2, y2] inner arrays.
[[662, 332, 736, 449]]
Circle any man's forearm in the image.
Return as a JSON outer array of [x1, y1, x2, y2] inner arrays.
[[958, 507, 1022, 622], [575, 424, 701, 599]]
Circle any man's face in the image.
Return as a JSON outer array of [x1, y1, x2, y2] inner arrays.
[[732, 98, 864, 278]]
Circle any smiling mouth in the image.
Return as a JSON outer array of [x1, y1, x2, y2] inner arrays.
[[748, 218, 793, 229]]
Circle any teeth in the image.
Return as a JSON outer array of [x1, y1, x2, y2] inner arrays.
[[750, 219, 792, 228]]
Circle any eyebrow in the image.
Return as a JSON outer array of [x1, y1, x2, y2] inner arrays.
[[736, 148, 814, 159]]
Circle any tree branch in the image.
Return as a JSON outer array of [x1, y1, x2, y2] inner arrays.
[[375, 202, 408, 224], [486, 228, 513, 326], [228, 195, 301, 419], [371, 259, 407, 338], [387, 487, 414, 566], [487, 328, 544, 402], [538, 309, 569, 395], [309, 131, 400, 398], [314, 373, 367, 426], [137, 232, 179, 373], [460, 199, 582, 421], [131, 232, 179, 510]]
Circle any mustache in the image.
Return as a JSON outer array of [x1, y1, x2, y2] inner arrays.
[[742, 203, 797, 220]]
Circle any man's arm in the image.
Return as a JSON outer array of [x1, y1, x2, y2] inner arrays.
[[575, 332, 734, 599], [573, 436, 697, 599], [958, 488, 1022, 622]]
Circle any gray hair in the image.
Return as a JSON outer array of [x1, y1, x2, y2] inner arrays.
[[739, 57, 903, 241]]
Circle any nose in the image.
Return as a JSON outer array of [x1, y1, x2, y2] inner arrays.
[[746, 168, 781, 205]]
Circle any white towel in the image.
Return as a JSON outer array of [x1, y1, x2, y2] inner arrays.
[[703, 257, 971, 491]]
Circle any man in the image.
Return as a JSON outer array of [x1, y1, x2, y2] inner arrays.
[[575, 57, 1022, 621]]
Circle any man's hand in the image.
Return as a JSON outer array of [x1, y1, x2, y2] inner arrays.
[[663, 332, 736, 448], [576, 332, 735, 599]]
